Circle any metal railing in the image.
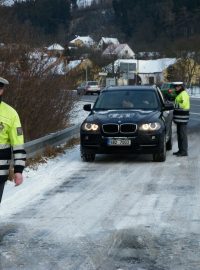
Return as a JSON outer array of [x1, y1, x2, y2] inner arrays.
[[25, 124, 80, 158], [188, 86, 200, 96]]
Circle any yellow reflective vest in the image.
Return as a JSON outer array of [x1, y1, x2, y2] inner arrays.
[[175, 90, 190, 110], [0, 101, 26, 180], [173, 90, 190, 124]]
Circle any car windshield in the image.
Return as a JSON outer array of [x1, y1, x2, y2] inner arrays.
[[161, 83, 172, 89], [94, 90, 159, 110], [88, 81, 98, 86]]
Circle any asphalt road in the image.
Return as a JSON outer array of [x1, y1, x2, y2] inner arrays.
[[0, 97, 200, 270]]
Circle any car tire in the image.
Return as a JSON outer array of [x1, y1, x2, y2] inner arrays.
[[153, 135, 166, 162], [81, 148, 95, 162], [166, 127, 172, 151]]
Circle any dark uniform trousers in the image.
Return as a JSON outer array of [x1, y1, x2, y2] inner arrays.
[[0, 181, 6, 203], [177, 123, 188, 154]]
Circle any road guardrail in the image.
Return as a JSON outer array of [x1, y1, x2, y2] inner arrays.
[[25, 124, 80, 158]]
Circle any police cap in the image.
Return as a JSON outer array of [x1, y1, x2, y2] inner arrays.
[[0, 77, 9, 88], [171, 82, 184, 87]]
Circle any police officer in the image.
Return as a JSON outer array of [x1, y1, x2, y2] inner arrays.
[[172, 82, 190, 157], [0, 77, 26, 203]]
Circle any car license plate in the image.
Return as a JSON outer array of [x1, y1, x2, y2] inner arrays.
[[107, 138, 131, 146]]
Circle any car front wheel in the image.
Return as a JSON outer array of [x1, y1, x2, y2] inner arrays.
[[81, 147, 95, 162], [166, 127, 172, 151], [153, 135, 166, 162]]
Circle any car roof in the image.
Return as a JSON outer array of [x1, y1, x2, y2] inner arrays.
[[87, 80, 98, 82], [162, 82, 183, 85], [103, 85, 157, 91]]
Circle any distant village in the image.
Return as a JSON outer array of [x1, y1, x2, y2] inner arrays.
[[1, 35, 200, 88], [45, 35, 178, 87]]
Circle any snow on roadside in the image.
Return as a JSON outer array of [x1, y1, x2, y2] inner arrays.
[[0, 146, 83, 220], [188, 87, 200, 98], [0, 99, 92, 219], [69, 100, 90, 125]]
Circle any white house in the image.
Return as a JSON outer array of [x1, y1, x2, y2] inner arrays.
[[47, 43, 65, 56], [137, 51, 161, 59], [103, 58, 177, 85], [98, 37, 120, 50], [47, 43, 64, 51], [137, 58, 177, 84], [69, 35, 95, 47], [102, 44, 135, 59]]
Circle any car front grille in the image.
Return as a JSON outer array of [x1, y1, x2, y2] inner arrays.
[[102, 123, 137, 134], [102, 124, 119, 133], [120, 124, 137, 133]]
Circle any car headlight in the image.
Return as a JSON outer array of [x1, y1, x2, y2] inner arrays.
[[139, 122, 161, 131], [82, 123, 99, 132]]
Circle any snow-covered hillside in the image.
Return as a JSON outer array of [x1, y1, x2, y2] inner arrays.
[[77, 0, 93, 7], [3, 0, 14, 5], [3, 0, 94, 7]]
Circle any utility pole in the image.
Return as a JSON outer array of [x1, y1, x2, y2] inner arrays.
[[86, 65, 88, 81], [127, 63, 129, 85], [136, 59, 139, 85]]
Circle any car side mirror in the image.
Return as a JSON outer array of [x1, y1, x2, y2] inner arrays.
[[163, 102, 174, 111], [83, 104, 92, 111]]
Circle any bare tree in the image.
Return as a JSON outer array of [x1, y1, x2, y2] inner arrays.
[[166, 55, 199, 86], [0, 45, 77, 141]]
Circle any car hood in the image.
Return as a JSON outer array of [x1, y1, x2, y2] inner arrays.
[[85, 109, 161, 124]]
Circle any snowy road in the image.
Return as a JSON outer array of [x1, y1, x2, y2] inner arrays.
[[0, 99, 200, 270]]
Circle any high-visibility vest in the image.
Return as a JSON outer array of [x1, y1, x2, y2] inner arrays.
[[173, 90, 190, 124], [0, 101, 26, 180]]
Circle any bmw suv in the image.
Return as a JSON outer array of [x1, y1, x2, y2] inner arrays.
[[80, 86, 174, 162]]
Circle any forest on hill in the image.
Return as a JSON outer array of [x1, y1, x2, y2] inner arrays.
[[112, 0, 200, 52], [0, 0, 199, 53]]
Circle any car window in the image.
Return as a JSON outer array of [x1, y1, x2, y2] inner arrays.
[[161, 83, 169, 89], [88, 81, 98, 86], [157, 87, 165, 104], [161, 83, 172, 89], [94, 90, 159, 110]]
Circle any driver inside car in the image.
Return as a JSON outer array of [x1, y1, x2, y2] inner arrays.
[[122, 97, 134, 108]]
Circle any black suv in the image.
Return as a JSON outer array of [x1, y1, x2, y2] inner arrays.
[[80, 86, 174, 162]]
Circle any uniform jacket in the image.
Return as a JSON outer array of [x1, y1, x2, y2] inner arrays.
[[0, 101, 26, 181], [173, 90, 190, 124]]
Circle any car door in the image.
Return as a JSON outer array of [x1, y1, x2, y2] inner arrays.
[[157, 88, 173, 138]]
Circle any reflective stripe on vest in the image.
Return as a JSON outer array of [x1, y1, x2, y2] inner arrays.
[[0, 144, 11, 149], [173, 109, 190, 123]]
